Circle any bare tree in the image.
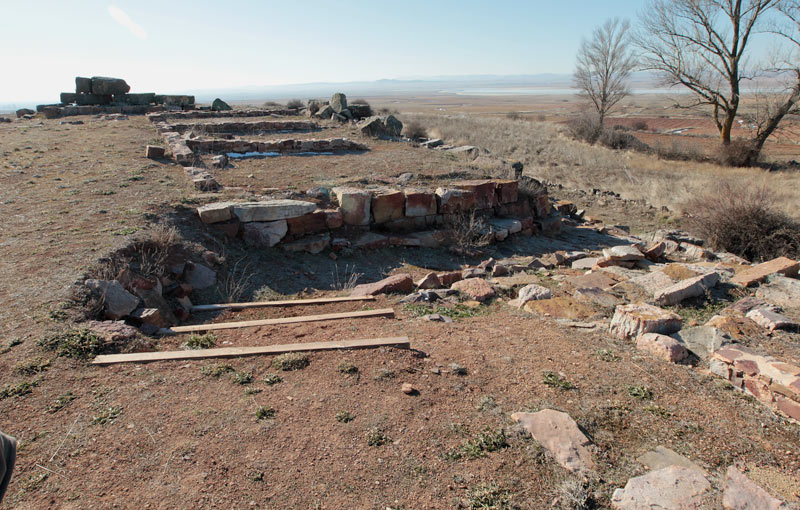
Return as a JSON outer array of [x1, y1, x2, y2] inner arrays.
[[636, 0, 779, 147], [574, 18, 637, 126]]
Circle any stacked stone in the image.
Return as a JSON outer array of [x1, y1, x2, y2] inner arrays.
[[148, 109, 296, 123], [711, 346, 800, 423], [194, 179, 553, 252], [184, 137, 367, 154], [169, 120, 318, 134]]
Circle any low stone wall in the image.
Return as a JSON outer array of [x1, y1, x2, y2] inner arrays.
[[37, 104, 164, 119], [148, 109, 295, 123], [168, 120, 318, 134], [185, 137, 367, 154], [710, 346, 800, 423], [194, 179, 557, 253]]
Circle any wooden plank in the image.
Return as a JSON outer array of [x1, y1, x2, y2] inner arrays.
[[161, 308, 395, 334], [92, 337, 410, 365], [191, 295, 375, 312]]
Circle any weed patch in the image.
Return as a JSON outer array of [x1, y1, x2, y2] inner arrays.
[[543, 371, 576, 390], [336, 411, 355, 423], [0, 379, 40, 400], [628, 385, 653, 400], [231, 371, 253, 385], [92, 406, 122, 425], [467, 484, 512, 509], [263, 373, 283, 385], [256, 406, 276, 420], [183, 333, 217, 350], [200, 363, 234, 377], [39, 329, 105, 359], [367, 427, 391, 446], [47, 392, 76, 413], [272, 352, 309, 371]]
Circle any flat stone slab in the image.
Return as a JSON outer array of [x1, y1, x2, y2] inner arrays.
[[654, 272, 720, 306], [755, 275, 800, 310], [84, 279, 139, 320], [197, 202, 235, 224], [746, 308, 796, 332], [572, 257, 601, 270], [603, 245, 644, 261], [723, 466, 788, 510], [185, 263, 216, 290], [568, 271, 621, 291], [610, 303, 682, 340], [510, 409, 594, 473], [516, 283, 553, 308], [629, 270, 676, 295], [611, 466, 710, 509], [637, 446, 704, 473], [730, 256, 800, 287], [490, 273, 542, 287], [671, 326, 731, 359], [573, 287, 623, 308], [350, 274, 413, 297], [524, 297, 597, 320], [232, 200, 317, 223], [242, 220, 287, 247]]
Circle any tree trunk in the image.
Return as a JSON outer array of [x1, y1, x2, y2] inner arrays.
[[746, 79, 800, 166], [720, 111, 736, 144]]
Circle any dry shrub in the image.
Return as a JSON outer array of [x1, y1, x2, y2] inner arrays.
[[262, 101, 282, 108], [597, 128, 647, 151], [712, 139, 757, 167], [448, 211, 493, 256], [403, 119, 427, 140], [649, 138, 705, 162], [285, 99, 303, 110], [631, 120, 649, 131], [506, 112, 522, 120], [567, 114, 603, 144], [684, 181, 800, 261]]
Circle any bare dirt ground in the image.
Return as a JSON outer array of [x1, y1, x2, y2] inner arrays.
[[1, 107, 799, 509]]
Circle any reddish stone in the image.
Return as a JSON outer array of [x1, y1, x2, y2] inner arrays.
[[350, 273, 413, 296], [287, 210, 328, 236], [519, 216, 534, 230], [371, 189, 405, 223], [555, 200, 577, 215], [535, 215, 562, 235], [734, 359, 760, 376], [730, 256, 800, 287], [636, 333, 688, 363], [211, 219, 240, 239], [451, 277, 495, 302], [495, 199, 531, 218], [644, 241, 667, 261], [437, 271, 463, 286], [435, 188, 475, 214], [324, 208, 343, 229], [790, 378, 800, 396], [494, 179, 519, 204], [776, 395, 800, 421], [531, 194, 550, 218], [743, 379, 768, 403], [454, 180, 496, 209], [405, 190, 437, 217], [714, 347, 744, 364], [333, 187, 372, 226]]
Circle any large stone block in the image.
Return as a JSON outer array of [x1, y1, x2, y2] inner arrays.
[[90, 76, 130, 95], [114, 93, 155, 105], [333, 187, 372, 226], [435, 188, 475, 214], [232, 200, 317, 223], [453, 180, 496, 209], [84, 279, 139, 320], [242, 220, 288, 247], [404, 190, 437, 217], [350, 274, 413, 296], [60, 92, 77, 104], [610, 303, 682, 340], [197, 202, 234, 224], [494, 179, 519, 204], [371, 189, 404, 224], [510, 410, 594, 473], [637, 333, 689, 362], [76, 93, 111, 106], [654, 271, 720, 306], [670, 326, 731, 359], [731, 256, 800, 287], [723, 465, 789, 510], [287, 210, 329, 236], [611, 466, 710, 510], [451, 278, 496, 302], [75, 76, 92, 94]]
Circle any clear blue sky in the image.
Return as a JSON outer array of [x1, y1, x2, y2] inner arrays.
[[0, 1, 661, 102]]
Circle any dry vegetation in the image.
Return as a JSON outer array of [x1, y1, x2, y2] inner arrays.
[[402, 112, 800, 219]]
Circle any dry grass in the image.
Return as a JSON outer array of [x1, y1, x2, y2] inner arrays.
[[403, 112, 800, 218]]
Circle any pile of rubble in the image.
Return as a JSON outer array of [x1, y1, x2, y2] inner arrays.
[[33, 76, 195, 119]]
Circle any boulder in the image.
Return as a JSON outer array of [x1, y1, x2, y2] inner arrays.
[[348, 103, 372, 119], [286, 210, 329, 236], [75, 93, 111, 106], [637, 333, 689, 362], [637, 446, 704, 473], [15, 108, 34, 118], [494, 179, 519, 204], [568, 271, 620, 291], [350, 274, 413, 296], [131, 308, 171, 328], [84, 279, 139, 319], [451, 278, 495, 302], [330, 92, 347, 113], [90, 76, 130, 95], [610, 303, 682, 340], [670, 326, 731, 359], [654, 271, 720, 306], [132, 287, 177, 327], [332, 187, 372, 226], [723, 466, 788, 510], [573, 287, 623, 308], [114, 93, 155, 105], [211, 98, 232, 111], [184, 263, 216, 290], [510, 409, 594, 473], [352, 232, 388, 249], [602, 245, 645, 262], [242, 221, 288, 247], [315, 105, 333, 119], [516, 284, 552, 308], [731, 256, 800, 287], [437, 271, 463, 286], [611, 466, 710, 509], [232, 200, 317, 223], [358, 115, 403, 138], [60, 92, 77, 104]]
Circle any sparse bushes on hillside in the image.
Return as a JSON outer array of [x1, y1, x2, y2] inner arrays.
[[403, 119, 428, 140], [286, 99, 303, 109], [684, 181, 800, 261], [597, 127, 646, 151], [631, 120, 649, 131], [711, 139, 758, 167], [262, 101, 282, 108], [568, 115, 646, 151], [567, 114, 603, 144]]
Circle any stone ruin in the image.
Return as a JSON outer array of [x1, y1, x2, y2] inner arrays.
[[34, 76, 195, 119]]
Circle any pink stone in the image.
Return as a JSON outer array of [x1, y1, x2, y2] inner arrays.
[[730, 256, 800, 287], [453, 180, 496, 209], [435, 187, 475, 214], [636, 333, 688, 362], [494, 179, 519, 204], [324, 208, 343, 229], [451, 278, 495, 302], [333, 187, 371, 226], [371, 189, 405, 223], [350, 274, 413, 296], [405, 190, 437, 217], [609, 303, 683, 340]]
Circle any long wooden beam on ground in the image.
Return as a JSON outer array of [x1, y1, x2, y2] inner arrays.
[[160, 308, 395, 334], [191, 295, 375, 312], [92, 337, 410, 365]]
